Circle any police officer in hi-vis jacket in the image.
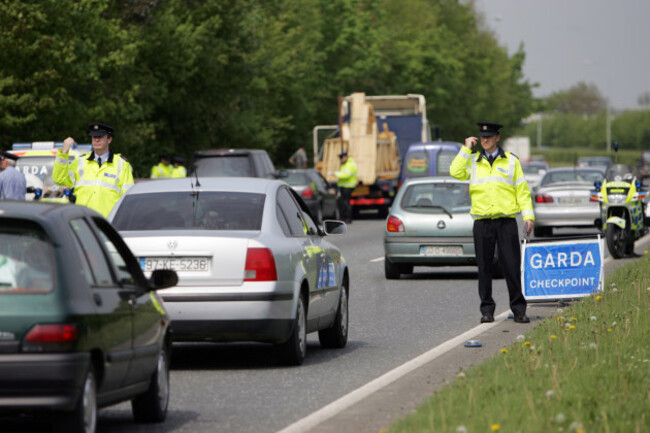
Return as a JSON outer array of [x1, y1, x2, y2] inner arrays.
[[450, 122, 534, 324]]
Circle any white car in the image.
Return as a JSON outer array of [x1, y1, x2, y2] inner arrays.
[[108, 177, 349, 365]]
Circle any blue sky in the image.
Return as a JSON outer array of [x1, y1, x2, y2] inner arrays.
[[473, 0, 650, 110]]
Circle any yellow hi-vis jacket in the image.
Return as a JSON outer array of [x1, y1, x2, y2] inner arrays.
[[449, 146, 535, 221], [171, 165, 187, 178], [53, 150, 134, 217], [335, 157, 358, 188], [150, 163, 173, 179]]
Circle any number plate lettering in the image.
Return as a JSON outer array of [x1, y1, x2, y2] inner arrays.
[[139, 257, 210, 272], [420, 246, 463, 256]]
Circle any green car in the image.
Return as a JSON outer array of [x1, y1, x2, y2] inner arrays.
[[383, 177, 502, 279], [0, 201, 177, 433]]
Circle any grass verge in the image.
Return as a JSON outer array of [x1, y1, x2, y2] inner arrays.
[[388, 255, 650, 433]]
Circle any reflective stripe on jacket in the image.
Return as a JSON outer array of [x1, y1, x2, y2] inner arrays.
[[53, 150, 134, 217], [335, 158, 358, 188], [449, 146, 534, 221]]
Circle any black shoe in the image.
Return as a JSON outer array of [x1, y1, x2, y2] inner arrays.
[[514, 315, 530, 323], [480, 314, 494, 323]]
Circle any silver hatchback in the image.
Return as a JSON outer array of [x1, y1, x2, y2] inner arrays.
[[109, 177, 349, 365]]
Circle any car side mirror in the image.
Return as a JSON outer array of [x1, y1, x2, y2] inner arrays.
[[149, 269, 178, 290], [323, 220, 347, 235]]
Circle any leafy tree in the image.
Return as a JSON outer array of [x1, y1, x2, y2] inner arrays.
[[545, 81, 607, 115]]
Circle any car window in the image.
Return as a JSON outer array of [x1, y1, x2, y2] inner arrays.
[[314, 172, 329, 191], [69, 218, 114, 286], [0, 220, 54, 294], [542, 170, 604, 186], [112, 192, 265, 231], [92, 218, 140, 286], [404, 151, 429, 178], [15, 155, 57, 191], [193, 155, 253, 177], [283, 172, 310, 186], [401, 182, 471, 213], [277, 187, 308, 236], [436, 150, 457, 176]]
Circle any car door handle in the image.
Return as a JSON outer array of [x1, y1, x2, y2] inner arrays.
[[93, 293, 103, 306]]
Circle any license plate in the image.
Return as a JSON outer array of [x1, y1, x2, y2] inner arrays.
[[420, 246, 463, 256], [140, 257, 210, 272], [559, 197, 586, 204]]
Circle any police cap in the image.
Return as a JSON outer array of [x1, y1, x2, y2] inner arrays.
[[1, 151, 19, 161], [477, 122, 503, 137], [88, 122, 114, 137], [338, 151, 348, 158]]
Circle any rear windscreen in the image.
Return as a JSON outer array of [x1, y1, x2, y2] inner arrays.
[[436, 151, 457, 176], [192, 156, 252, 177], [404, 151, 430, 178], [112, 191, 265, 231], [0, 221, 54, 294]]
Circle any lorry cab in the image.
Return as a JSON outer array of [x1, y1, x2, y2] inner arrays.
[[399, 141, 462, 189], [10, 141, 92, 201]]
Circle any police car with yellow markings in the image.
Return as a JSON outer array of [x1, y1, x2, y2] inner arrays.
[[10, 141, 92, 202]]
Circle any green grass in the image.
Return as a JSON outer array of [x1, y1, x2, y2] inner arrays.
[[388, 255, 650, 433]]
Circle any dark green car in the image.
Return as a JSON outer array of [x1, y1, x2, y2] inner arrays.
[[0, 201, 177, 433]]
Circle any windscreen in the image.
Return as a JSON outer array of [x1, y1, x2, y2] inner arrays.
[[16, 155, 57, 190], [401, 182, 471, 213], [404, 151, 429, 179], [283, 172, 310, 186], [541, 170, 604, 186], [192, 156, 252, 177], [112, 191, 265, 231], [0, 221, 54, 293]]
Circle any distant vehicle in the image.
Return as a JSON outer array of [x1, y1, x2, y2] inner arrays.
[[637, 150, 650, 182], [398, 141, 462, 188], [521, 161, 549, 191], [383, 177, 501, 279], [189, 149, 276, 179], [0, 202, 177, 433], [276, 168, 340, 223], [109, 177, 350, 366], [502, 136, 531, 161], [9, 141, 92, 202], [533, 167, 605, 237], [576, 156, 613, 172]]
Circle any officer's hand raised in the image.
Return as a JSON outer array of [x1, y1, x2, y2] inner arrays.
[[465, 137, 478, 149], [62, 137, 75, 154]]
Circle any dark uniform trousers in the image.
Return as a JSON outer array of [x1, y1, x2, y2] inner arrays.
[[338, 187, 354, 223], [473, 218, 527, 317]]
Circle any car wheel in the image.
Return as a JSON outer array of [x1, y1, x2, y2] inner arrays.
[[384, 257, 401, 279], [318, 280, 349, 348], [278, 295, 307, 365], [132, 346, 170, 423], [56, 365, 97, 433]]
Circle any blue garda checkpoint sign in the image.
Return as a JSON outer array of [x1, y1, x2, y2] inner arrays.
[[521, 237, 604, 301]]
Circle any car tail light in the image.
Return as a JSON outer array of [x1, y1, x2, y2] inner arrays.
[[22, 324, 78, 352], [244, 248, 278, 281], [535, 194, 554, 203], [589, 193, 599, 202], [301, 187, 314, 198], [386, 215, 405, 232]]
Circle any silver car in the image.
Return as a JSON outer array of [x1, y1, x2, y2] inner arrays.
[[383, 177, 502, 279], [108, 177, 349, 365], [533, 167, 604, 237]]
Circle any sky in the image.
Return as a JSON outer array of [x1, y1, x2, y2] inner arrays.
[[472, 0, 650, 110]]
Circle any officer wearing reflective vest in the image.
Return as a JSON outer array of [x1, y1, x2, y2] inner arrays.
[[53, 122, 134, 217], [450, 122, 534, 324], [334, 151, 358, 224], [150, 154, 173, 179]]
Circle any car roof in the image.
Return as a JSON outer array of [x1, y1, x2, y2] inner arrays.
[[405, 141, 462, 151], [401, 176, 468, 187], [122, 176, 286, 195], [192, 149, 267, 156]]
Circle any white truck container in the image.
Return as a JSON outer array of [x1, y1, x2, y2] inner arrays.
[[503, 136, 531, 161]]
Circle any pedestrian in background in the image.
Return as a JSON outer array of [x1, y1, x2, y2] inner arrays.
[[53, 122, 134, 217], [333, 151, 358, 224], [0, 151, 27, 200], [171, 156, 187, 178], [151, 154, 173, 178], [289, 145, 308, 169], [450, 122, 534, 324]]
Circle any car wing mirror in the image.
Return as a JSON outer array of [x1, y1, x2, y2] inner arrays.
[[323, 220, 347, 235], [149, 269, 178, 290]]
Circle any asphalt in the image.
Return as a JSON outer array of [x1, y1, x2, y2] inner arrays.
[[282, 233, 650, 433]]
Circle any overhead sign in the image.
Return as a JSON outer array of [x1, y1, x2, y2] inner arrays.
[[521, 237, 604, 301]]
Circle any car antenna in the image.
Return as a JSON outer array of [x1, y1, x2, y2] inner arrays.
[[193, 167, 201, 187]]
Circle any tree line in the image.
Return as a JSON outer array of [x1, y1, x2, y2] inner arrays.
[[2, 0, 537, 176]]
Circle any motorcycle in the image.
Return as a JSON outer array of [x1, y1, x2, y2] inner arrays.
[[592, 165, 649, 259]]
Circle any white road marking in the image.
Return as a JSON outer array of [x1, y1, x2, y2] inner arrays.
[[369, 257, 384, 262], [275, 311, 510, 433]]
